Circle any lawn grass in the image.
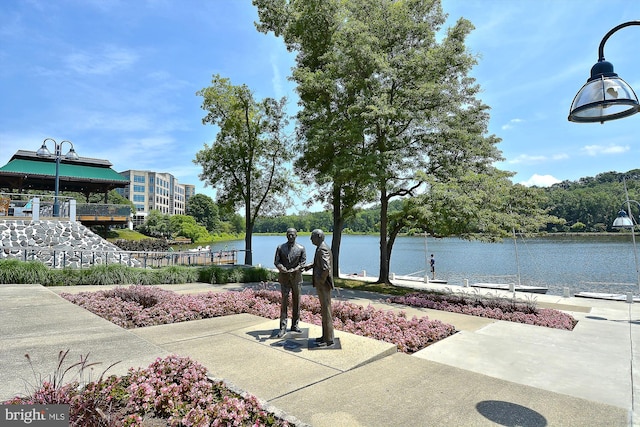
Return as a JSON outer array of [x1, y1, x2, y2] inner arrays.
[[106, 228, 149, 241], [333, 277, 418, 296]]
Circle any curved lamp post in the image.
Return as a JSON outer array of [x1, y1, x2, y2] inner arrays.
[[568, 21, 640, 123], [612, 179, 640, 293], [36, 138, 79, 217]]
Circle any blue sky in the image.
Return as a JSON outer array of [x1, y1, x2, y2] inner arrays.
[[1, 0, 640, 212]]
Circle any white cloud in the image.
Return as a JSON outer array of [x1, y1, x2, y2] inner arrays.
[[520, 174, 561, 187], [73, 111, 153, 133], [508, 154, 546, 164], [64, 45, 137, 75], [501, 118, 523, 130], [270, 54, 284, 98], [581, 144, 630, 156], [508, 152, 569, 165]]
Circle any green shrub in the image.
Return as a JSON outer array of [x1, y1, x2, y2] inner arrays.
[[43, 268, 83, 286], [154, 266, 198, 284], [226, 268, 244, 283], [0, 259, 24, 283], [197, 266, 271, 284], [0, 260, 49, 284], [198, 265, 223, 284], [1, 259, 274, 286], [131, 269, 158, 286], [79, 264, 136, 285], [241, 267, 275, 282]]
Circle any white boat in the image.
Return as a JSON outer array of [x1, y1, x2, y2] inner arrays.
[[425, 278, 448, 284], [575, 292, 640, 302], [470, 282, 548, 294]]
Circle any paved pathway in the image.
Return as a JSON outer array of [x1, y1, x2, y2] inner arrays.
[[1, 281, 637, 426]]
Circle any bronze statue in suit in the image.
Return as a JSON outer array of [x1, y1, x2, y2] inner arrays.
[[305, 229, 334, 346], [274, 228, 306, 337]]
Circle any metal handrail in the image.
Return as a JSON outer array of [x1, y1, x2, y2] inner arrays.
[[0, 246, 239, 269], [1, 192, 131, 221]]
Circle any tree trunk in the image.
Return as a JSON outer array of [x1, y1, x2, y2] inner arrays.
[[331, 184, 343, 278], [244, 202, 253, 265], [378, 188, 390, 283], [386, 228, 398, 275]]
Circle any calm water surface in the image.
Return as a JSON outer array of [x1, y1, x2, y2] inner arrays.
[[209, 234, 640, 297]]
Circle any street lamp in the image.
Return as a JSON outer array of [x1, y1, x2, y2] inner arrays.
[[612, 179, 640, 293], [36, 138, 79, 217], [568, 21, 640, 124]]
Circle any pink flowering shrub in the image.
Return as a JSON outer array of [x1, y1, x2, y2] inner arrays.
[[387, 292, 577, 330], [61, 285, 456, 353], [4, 354, 288, 426]]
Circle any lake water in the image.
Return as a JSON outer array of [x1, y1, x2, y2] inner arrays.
[[208, 234, 640, 297]]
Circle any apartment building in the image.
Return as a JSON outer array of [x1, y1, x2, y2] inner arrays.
[[117, 170, 195, 225]]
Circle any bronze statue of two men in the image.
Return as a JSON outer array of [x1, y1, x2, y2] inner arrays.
[[274, 228, 335, 346]]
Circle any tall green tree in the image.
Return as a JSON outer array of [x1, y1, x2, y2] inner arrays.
[[195, 74, 294, 265], [255, 0, 503, 283], [255, 0, 375, 276], [384, 169, 558, 274], [423, 171, 561, 237], [169, 214, 210, 242], [186, 193, 220, 233], [138, 209, 173, 238]]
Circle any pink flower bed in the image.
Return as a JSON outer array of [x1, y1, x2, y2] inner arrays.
[[387, 292, 577, 330], [61, 285, 456, 354], [4, 354, 288, 426], [12, 286, 575, 425]]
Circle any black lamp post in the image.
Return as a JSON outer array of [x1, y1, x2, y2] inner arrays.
[[612, 178, 640, 293], [36, 138, 79, 217], [568, 21, 640, 124]]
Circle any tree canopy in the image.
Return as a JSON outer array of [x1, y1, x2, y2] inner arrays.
[[255, 0, 504, 283], [194, 74, 295, 264], [186, 193, 220, 233]]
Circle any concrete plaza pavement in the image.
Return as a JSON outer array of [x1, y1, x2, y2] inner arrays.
[[1, 279, 637, 426]]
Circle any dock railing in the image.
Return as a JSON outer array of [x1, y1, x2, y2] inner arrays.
[[0, 247, 239, 269]]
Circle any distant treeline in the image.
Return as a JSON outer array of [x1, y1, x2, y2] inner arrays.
[[543, 170, 640, 233], [254, 170, 640, 234], [253, 209, 379, 234]]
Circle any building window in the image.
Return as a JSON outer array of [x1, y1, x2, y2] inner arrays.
[[133, 195, 145, 202], [133, 185, 145, 193], [134, 175, 145, 183]]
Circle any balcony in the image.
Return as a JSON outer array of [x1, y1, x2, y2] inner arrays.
[[1, 192, 130, 225], [76, 203, 131, 225]]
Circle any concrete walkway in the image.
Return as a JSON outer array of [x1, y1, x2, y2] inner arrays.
[[1, 280, 637, 426]]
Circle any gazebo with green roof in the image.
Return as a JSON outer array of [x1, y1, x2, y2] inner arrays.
[[0, 150, 129, 200]]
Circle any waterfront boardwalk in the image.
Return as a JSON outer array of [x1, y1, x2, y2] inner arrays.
[[1, 279, 637, 426]]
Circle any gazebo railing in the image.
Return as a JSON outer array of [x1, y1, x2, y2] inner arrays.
[[0, 192, 73, 219], [1, 192, 130, 222]]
